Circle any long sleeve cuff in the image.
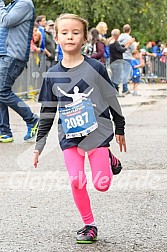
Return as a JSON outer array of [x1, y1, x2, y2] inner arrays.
[[35, 106, 57, 154]]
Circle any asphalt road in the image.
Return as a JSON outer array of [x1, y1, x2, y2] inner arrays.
[[0, 84, 167, 252]]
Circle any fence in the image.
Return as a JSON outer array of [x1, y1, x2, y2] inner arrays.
[[14, 54, 167, 97], [142, 56, 167, 82], [13, 52, 46, 98]]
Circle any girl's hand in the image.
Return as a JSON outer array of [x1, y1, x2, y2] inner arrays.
[[36, 48, 41, 53], [33, 150, 39, 168], [116, 135, 127, 152]]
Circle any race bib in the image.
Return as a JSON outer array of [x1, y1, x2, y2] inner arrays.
[[59, 98, 98, 138]]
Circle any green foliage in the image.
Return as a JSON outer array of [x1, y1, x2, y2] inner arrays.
[[7, 0, 167, 44]]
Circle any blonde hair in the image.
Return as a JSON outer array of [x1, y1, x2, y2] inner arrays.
[[111, 29, 120, 37], [33, 30, 42, 47], [132, 50, 139, 56], [96, 21, 108, 35], [55, 13, 88, 40]]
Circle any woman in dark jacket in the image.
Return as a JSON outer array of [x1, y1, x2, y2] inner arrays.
[[89, 28, 106, 64]]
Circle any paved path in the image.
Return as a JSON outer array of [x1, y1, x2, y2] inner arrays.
[[0, 83, 167, 252]]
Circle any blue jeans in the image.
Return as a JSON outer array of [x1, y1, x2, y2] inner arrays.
[[0, 56, 37, 136], [122, 59, 132, 92]]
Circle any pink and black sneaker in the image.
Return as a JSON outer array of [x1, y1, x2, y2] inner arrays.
[[76, 225, 98, 244], [108, 149, 123, 175]]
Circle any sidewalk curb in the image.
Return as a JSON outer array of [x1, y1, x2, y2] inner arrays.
[[121, 99, 157, 107], [118, 84, 167, 108]]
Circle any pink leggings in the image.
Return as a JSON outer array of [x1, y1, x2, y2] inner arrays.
[[63, 146, 113, 224]]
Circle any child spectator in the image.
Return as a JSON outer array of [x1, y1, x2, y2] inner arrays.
[[30, 30, 42, 53], [131, 50, 145, 96]]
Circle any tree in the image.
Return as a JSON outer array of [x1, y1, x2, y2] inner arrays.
[[5, 0, 167, 44]]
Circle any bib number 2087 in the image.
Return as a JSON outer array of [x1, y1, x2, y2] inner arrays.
[[65, 112, 88, 129]]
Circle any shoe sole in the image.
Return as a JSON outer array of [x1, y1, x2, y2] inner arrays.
[[0, 138, 14, 143], [108, 149, 122, 175], [24, 135, 36, 142], [112, 165, 122, 175], [76, 237, 97, 244], [122, 92, 130, 95]]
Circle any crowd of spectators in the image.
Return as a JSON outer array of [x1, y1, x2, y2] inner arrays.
[[30, 15, 167, 94]]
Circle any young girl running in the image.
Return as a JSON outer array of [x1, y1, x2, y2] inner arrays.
[[33, 13, 126, 244]]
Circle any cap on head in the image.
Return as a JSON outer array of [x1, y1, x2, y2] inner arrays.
[[47, 20, 55, 26], [140, 49, 146, 53]]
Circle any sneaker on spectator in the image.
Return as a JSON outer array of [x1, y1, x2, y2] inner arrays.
[[76, 225, 98, 244], [116, 92, 125, 98], [108, 149, 122, 175], [0, 134, 14, 143], [132, 91, 141, 96], [122, 90, 131, 95], [24, 119, 39, 141], [150, 73, 157, 78], [140, 79, 145, 84]]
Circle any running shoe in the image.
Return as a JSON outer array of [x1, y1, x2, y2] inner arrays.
[[76, 225, 98, 244], [132, 92, 141, 96], [108, 149, 123, 175], [0, 134, 14, 143], [24, 119, 39, 141]]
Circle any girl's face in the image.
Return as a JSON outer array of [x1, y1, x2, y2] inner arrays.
[[56, 19, 86, 54], [99, 24, 108, 35], [33, 32, 41, 43], [102, 24, 108, 35]]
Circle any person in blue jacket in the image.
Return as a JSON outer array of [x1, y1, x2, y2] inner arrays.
[[0, 0, 39, 143], [152, 40, 163, 57]]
